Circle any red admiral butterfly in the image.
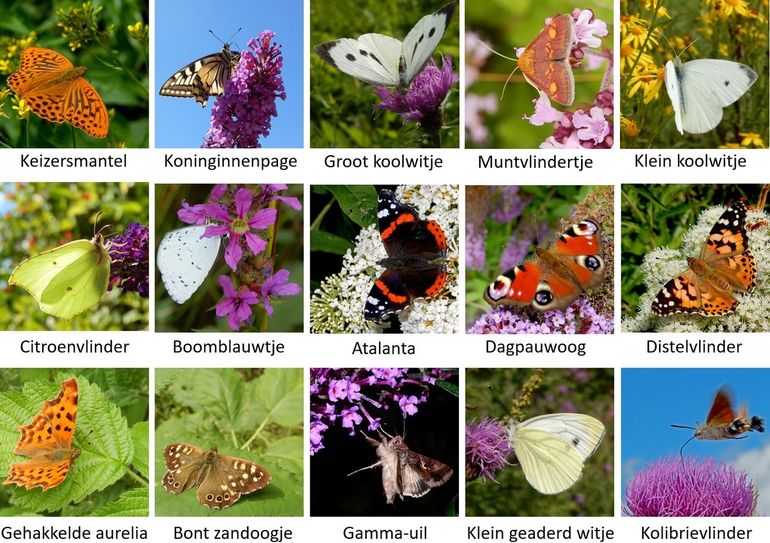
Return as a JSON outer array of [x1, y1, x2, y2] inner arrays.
[[364, 190, 447, 321]]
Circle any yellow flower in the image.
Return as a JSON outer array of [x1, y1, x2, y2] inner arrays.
[[707, 0, 753, 19], [12, 96, 30, 119], [627, 65, 665, 103], [621, 116, 640, 137], [739, 132, 766, 148], [719, 143, 744, 149], [127, 21, 148, 39]]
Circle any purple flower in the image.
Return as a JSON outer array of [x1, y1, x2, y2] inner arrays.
[[490, 186, 530, 224], [466, 418, 512, 483], [205, 188, 277, 270], [572, 9, 608, 48], [340, 406, 363, 434], [310, 420, 328, 455], [259, 268, 300, 315], [215, 275, 259, 331], [574, 106, 610, 144], [398, 395, 420, 416], [202, 31, 286, 148], [328, 379, 349, 402], [624, 456, 756, 517], [465, 222, 486, 271], [524, 91, 566, 126], [106, 223, 149, 297], [374, 55, 457, 135], [467, 298, 613, 335], [465, 93, 497, 144]]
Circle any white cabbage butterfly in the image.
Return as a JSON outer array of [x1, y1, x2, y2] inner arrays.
[[157, 225, 221, 304], [508, 413, 605, 495], [314, 1, 455, 91], [665, 57, 757, 135]]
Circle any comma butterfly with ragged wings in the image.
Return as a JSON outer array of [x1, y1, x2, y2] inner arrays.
[[651, 201, 757, 317], [7, 47, 109, 139], [484, 219, 606, 311], [162, 443, 270, 509], [3, 378, 80, 491]]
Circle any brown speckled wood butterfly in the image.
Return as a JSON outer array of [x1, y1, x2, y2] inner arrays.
[[162, 443, 270, 509]]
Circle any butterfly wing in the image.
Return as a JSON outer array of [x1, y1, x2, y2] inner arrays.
[[195, 450, 270, 509], [401, 1, 456, 85], [314, 34, 403, 87], [700, 201, 757, 293], [517, 14, 575, 106], [160, 46, 241, 107], [510, 425, 585, 495], [667, 59, 757, 134], [519, 413, 605, 461], [397, 449, 453, 498], [7, 47, 74, 93], [664, 60, 684, 134], [9, 238, 110, 320], [157, 226, 222, 304], [705, 386, 738, 426], [162, 443, 209, 495], [4, 379, 79, 491], [63, 77, 109, 138]]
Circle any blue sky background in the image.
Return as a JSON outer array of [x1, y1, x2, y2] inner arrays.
[[622, 368, 770, 515], [155, 0, 303, 148]]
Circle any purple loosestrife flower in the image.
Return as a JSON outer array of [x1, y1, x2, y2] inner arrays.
[[309, 368, 455, 455], [203, 188, 277, 271], [258, 268, 300, 315], [624, 456, 756, 517], [202, 31, 286, 148], [215, 275, 259, 331], [466, 418, 512, 483], [374, 55, 457, 135], [106, 223, 149, 297]]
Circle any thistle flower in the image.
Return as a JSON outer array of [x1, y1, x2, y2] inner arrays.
[[466, 418, 512, 483], [106, 222, 149, 297], [624, 456, 756, 517], [202, 30, 286, 148]]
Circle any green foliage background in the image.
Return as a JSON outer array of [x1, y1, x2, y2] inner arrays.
[[155, 368, 303, 517], [465, 185, 614, 328], [154, 184, 303, 333], [0, 0, 149, 147], [0, 368, 149, 516], [310, 0, 460, 148], [0, 182, 150, 331], [621, 0, 769, 148], [621, 184, 759, 317], [465, 0, 613, 148], [466, 368, 614, 516]]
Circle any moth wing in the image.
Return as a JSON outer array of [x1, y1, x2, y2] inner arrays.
[[706, 386, 738, 425], [517, 14, 574, 106], [519, 413, 605, 461], [400, 450, 453, 497], [510, 426, 585, 495], [314, 35, 402, 87], [401, 1, 455, 84]]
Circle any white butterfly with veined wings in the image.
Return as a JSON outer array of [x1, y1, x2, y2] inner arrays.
[[508, 413, 605, 495], [314, 1, 456, 92], [665, 55, 757, 135]]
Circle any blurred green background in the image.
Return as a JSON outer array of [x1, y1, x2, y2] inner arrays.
[[466, 1, 613, 148], [0, 182, 149, 331], [155, 184, 303, 333], [310, 0, 459, 148], [466, 368, 614, 517], [0, 0, 149, 147], [621, 184, 760, 317]]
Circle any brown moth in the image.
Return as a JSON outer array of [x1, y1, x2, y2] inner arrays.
[[162, 443, 270, 509], [348, 429, 453, 504], [517, 13, 575, 106]]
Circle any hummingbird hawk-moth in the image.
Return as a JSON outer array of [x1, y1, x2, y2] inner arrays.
[[348, 429, 453, 504], [672, 385, 765, 456]]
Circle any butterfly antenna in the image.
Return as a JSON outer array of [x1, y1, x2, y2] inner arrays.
[[670, 424, 696, 430], [473, 39, 520, 101], [210, 28, 242, 46]]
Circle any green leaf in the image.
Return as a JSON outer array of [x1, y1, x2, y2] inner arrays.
[[243, 368, 303, 429], [0, 376, 133, 513], [167, 368, 246, 434], [328, 186, 378, 227], [264, 436, 304, 475], [130, 421, 149, 479], [310, 229, 354, 255], [87, 488, 148, 517]]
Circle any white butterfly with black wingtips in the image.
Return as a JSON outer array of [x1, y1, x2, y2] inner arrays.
[[314, 1, 456, 92]]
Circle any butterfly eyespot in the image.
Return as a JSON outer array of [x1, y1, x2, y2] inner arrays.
[[215, 496, 223, 502], [173, 481, 180, 488], [206, 494, 214, 501], [534, 290, 553, 306]]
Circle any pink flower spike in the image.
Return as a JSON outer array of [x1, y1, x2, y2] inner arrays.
[[573, 106, 610, 144], [572, 9, 608, 48], [524, 91, 566, 126], [215, 275, 259, 331]]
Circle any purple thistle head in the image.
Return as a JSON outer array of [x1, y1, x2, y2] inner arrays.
[[465, 418, 512, 483], [202, 30, 286, 148], [106, 223, 149, 297], [374, 55, 457, 136], [624, 456, 757, 517]]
